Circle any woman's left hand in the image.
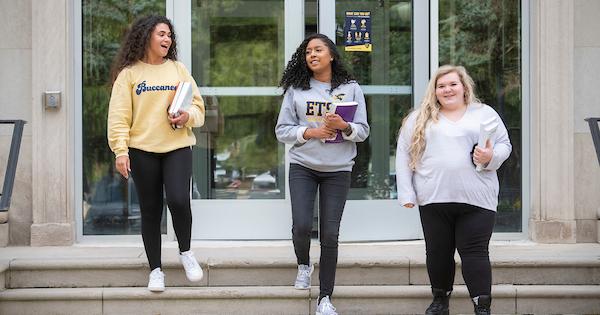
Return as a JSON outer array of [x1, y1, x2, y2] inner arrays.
[[473, 139, 493, 166], [324, 113, 348, 130], [168, 110, 189, 127]]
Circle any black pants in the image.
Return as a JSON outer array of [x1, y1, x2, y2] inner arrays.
[[129, 147, 193, 270], [419, 202, 496, 297], [289, 163, 351, 300]]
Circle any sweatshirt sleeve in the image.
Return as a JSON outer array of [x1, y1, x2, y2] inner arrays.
[[395, 112, 418, 206], [483, 110, 512, 171], [342, 83, 370, 142], [177, 62, 205, 128], [275, 89, 306, 145], [107, 69, 133, 158]]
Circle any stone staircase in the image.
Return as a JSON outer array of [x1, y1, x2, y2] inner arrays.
[[0, 242, 599, 314]]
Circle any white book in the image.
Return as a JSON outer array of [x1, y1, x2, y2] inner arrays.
[[476, 116, 498, 172], [168, 82, 193, 128]]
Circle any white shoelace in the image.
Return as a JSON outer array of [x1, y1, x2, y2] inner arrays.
[[150, 270, 163, 281]]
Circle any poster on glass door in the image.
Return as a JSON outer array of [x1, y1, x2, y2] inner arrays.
[[344, 11, 372, 52]]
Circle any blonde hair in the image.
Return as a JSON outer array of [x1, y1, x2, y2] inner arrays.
[[406, 65, 480, 170]]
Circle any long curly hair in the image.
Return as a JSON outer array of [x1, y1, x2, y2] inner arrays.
[[406, 65, 480, 170], [279, 33, 354, 94], [110, 15, 178, 84]]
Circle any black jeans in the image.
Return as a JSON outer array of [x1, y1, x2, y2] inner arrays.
[[419, 202, 496, 297], [289, 163, 351, 300], [129, 147, 193, 270]]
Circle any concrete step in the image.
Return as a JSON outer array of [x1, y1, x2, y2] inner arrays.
[[0, 285, 599, 315], [4, 255, 600, 289]]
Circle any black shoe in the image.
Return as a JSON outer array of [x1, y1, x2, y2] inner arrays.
[[425, 288, 451, 315], [473, 295, 492, 315]]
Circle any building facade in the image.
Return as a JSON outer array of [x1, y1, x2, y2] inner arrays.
[[0, 0, 599, 246]]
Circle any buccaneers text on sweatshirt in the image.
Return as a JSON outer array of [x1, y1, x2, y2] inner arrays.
[[107, 60, 205, 157]]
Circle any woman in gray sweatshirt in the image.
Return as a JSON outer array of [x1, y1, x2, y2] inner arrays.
[[275, 33, 369, 315]]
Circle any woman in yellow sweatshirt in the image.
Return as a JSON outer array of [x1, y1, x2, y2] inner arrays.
[[107, 15, 205, 292]]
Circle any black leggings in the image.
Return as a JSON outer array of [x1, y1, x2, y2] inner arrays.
[[289, 163, 351, 300], [419, 202, 496, 297], [129, 147, 193, 270]]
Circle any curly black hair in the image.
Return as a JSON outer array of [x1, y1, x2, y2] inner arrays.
[[279, 33, 355, 94], [110, 15, 178, 84]]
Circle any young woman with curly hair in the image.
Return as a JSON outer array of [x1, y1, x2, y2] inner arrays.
[[275, 33, 370, 315], [107, 15, 205, 292], [396, 65, 512, 315]]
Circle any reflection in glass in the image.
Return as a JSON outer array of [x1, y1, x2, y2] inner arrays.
[[191, 0, 285, 200], [439, 0, 522, 232], [191, 0, 285, 87], [192, 96, 284, 200], [334, 1, 413, 200], [82, 1, 167, 235]]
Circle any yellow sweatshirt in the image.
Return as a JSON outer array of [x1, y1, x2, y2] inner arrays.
[[107, 60, 205, 157]]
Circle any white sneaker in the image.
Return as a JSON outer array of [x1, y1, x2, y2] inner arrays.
[[316, 296, 338, 315], [148, 267, 165, 292], [294, 264, 314, 289], [180, 250, 203, 282]]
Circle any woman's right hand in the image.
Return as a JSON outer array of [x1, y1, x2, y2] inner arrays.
[[303, 126, 337, 140], [115, 155, 131, 179], [403, 203, 415, 208]]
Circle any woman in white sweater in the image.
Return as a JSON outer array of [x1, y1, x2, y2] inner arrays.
[[395, 65, 511, 315]]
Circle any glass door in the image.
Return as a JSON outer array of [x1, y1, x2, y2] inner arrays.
[[318, 0, 422, 241], [171, 0, 303, 239], [172, 0, 424, 240]]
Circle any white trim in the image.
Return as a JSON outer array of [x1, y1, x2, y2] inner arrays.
[[319, 0, 336, 40], [200, 87, 282, 96], [429, 0, 439, 75], [285, 0, 304, 63], [171, 0, 192, 71], [74, 0, 83, 242], [362, 85, 411, 95], [199, 86, 411, 96], [413, 0, 429, 107], [521, 0, 530, 238], [284, 0, 305, 217]]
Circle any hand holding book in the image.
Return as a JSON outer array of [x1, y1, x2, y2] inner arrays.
[[474, 117, 498, 171], [167, 81, 193, 129], [322, 101, 358, 143]]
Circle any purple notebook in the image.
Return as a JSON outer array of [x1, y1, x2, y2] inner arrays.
[[325, 101, 358, 143]]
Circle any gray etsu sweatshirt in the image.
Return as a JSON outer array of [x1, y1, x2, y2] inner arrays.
[[275, 78, 370, 172]]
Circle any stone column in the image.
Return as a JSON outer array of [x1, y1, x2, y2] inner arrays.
[[529, 0, 576, 243], [30, 0, 75, 245], [573, 0, 600, 243]]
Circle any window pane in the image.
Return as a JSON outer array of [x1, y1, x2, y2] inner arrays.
[[439, 0, 522, 232], [191, 0, 285, 87], [82, 1, 167, 235], [334, 1, 413, 200], [336, 0, 412, 86], [191, 96, 285, 200]]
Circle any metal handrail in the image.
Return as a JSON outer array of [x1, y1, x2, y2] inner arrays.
[[585, 117, 600, 167], [0, 120, 26, 212]]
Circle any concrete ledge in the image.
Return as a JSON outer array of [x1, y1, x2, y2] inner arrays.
[[102, 286, 309, 315], [0, 288, 102, 315], [530, 219, 577, 243], [312, 285, 517, 315], [9, 257, 209, 288], [7, 253, 600, 288], [1, 285, 598, 315], [516, 285, 600, 314], [0, 262, 7, 291], [0, 223, 8, 247], [30, 223, 73, 246]]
